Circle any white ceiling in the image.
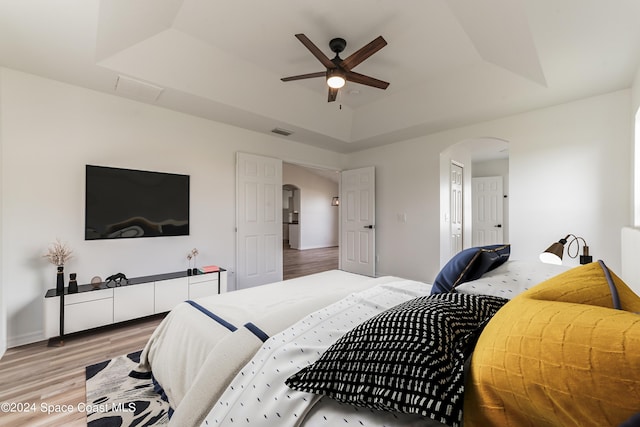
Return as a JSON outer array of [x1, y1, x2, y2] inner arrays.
[[1, 0, 639, 154]]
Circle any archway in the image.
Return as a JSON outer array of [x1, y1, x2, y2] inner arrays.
[[439, 137, 509, 267]]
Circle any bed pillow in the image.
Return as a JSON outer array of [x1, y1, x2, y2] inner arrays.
[[454, 260, 569, 299], [464, 261, 640, 427], [522, 260, 640, 311], [285, 292, 508, 427], [431, 244, 510, 294]]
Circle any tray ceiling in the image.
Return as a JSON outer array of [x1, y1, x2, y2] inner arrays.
[[1, 0, 639, 153]]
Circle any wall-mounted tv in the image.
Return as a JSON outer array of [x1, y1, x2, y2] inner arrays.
[[85, 165, 190, 240]]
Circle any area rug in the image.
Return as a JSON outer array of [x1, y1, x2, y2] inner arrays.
[[85, 350, 170, 426]]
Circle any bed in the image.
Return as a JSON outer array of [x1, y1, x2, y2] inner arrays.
[[139, 270, 413, 425], [138, 235, 640, 427]]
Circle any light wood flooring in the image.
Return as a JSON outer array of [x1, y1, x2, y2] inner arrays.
[[0, 245, 338, 426], [0, 315, 164, 427], [283, 243, 339, 280]]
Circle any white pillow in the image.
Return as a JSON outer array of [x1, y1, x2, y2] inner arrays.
[[454, 260, 570, 299]]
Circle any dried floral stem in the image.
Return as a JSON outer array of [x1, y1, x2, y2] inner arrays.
[[43, 239, 73, 266]]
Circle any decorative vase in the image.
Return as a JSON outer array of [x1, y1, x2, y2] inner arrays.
[[69, 273, 78, 293], [187, 268, 192, 276], [192, 268, 198, 275], [91, 276, 102, 289], [56, 266, 64, 295]]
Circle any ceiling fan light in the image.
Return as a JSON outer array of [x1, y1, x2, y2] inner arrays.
[[326, 69, 346, 89]]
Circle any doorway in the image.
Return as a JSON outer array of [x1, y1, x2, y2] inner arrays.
[[282, 184, 300, 249], [439, 137, 509, 267], [282, 162, 340, 279]]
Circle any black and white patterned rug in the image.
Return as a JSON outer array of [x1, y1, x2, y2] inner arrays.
[[85, 350, 170, 426]]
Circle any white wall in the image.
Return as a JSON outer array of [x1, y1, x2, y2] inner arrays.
[[0, 69, 5, 358], [283, 163, 339, 250], [0, 68, 346, 347], [633, 67, 640, 226], [348, 90, 632, 283]]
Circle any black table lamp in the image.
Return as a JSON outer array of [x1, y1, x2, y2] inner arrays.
[[539, 234, 592, 265]]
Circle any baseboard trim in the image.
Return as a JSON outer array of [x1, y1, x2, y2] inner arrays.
[[8, 330, 44, 349], [295, 245, 339, 251]]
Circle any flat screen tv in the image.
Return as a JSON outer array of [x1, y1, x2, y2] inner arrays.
[[85, 165, 190, 240]]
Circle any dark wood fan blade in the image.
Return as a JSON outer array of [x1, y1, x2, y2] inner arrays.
[[328, 87, 338, 102], [281, 71, 326, 82], [340, 36, 387, 71], [345, 71, 389, 89], [295, 34, 336, 69]]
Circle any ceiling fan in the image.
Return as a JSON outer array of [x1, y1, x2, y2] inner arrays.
[[281, 34, 389, 102]]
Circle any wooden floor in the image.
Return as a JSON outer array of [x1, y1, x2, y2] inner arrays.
[[0, 245, 338, 426], [0, 315, 164, 427], [283, 243, 339, 280]]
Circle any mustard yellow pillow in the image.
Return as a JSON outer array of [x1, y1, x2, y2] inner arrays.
[[523, 261, 640, 312], [464, 262, 640, 427]]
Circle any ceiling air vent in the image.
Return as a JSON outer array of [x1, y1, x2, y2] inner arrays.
[[115, 75, 164, 103], [271, 128, 293, 136]]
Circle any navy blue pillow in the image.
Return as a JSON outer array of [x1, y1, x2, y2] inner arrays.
[[431, 244, 510, 294]]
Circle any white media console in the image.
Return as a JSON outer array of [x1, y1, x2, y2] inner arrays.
[[44, 269, 227, 339]]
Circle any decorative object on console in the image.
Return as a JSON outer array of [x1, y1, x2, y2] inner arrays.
[[539, 234, 592, 265], [105, 272, 128, 287], [331, 196, 339, 206], [43, 239, 73, 295], [190, 248, 199, 275], [68, 273, 78, 293], [91, 276, 103, 289], [56, 266, 64, 295], [200, 265, 220, 274]]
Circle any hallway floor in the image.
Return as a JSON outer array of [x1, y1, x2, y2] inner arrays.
[[283, 243, 339, 280]]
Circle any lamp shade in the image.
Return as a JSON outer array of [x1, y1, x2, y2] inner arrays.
[[539, 241, 565, 265]]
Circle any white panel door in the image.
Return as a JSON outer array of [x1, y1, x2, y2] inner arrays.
[[236, 152, 282, 289], [450, 162, 464, 257], [472, 176, 504, 246], [341, 167, 375, 277]]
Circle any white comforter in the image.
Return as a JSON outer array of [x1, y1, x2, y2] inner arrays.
[[138, 270, 407, 427], [200, 279, 447, 427]]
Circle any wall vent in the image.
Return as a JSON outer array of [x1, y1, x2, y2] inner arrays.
[[271, 127, 293, 136]]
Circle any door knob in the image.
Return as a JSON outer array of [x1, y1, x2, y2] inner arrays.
[[363, 225, 375, 229], [494, 224, 502, 228]]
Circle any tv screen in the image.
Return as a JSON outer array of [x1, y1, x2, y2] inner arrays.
[[85, 165, 190, 240]]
